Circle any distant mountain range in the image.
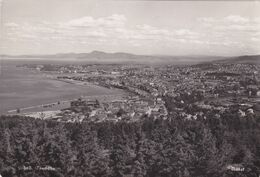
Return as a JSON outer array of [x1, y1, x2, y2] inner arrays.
[[1, 51, 259, 65], [213, 55, 260, 64]]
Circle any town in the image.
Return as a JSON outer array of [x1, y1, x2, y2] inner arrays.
[[18, 61, 260, 123]]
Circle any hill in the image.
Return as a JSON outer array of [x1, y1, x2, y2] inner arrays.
[[1, 51, 225, 65], [214, 55, 260, 64]]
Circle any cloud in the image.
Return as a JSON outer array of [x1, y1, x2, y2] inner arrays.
[[66, 14, 126, 28], [197, 15, 260, 46], [4, 13, 259, 55], [4, 22, 19, 28], [198, 15, 260, 31], [195, 15, 260, 52], [225, 15, 249, 23], [175, 29, 192, 36], [251, 37, 260, 42], [136, 24, 170, 36], [4, 14, 204, 48], [198, 17, 215, 23], [174, 29, 199, 39]]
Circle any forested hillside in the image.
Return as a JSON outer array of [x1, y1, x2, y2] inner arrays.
[[0, 114, 259, 177]]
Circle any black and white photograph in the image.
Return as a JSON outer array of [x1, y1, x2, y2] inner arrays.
[[0, 0, 259, 176]]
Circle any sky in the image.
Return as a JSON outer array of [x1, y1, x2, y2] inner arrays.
[[0, 0, 260, 56]]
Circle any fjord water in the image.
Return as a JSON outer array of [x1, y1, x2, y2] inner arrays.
[[0, 60, 121, 114]]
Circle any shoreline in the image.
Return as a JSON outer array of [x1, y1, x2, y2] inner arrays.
[[7, 99, 71, 114], [6, 93, 126, 115], [0, 66, 126, 115]]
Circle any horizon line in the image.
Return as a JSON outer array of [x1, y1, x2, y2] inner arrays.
[[1, 50, 260, 59]]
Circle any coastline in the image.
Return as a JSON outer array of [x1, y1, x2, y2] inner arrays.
[[6, 93, 126, 115], [0, 63, 127, 115]]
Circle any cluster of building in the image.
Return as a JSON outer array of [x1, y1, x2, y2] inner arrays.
[[20, 62, 260, 122], [44, 95, 167, 123]]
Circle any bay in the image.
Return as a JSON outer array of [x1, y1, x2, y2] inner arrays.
[[0, 60, 123, 114]]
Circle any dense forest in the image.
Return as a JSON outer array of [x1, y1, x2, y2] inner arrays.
[[0, 113, 259, 177]]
